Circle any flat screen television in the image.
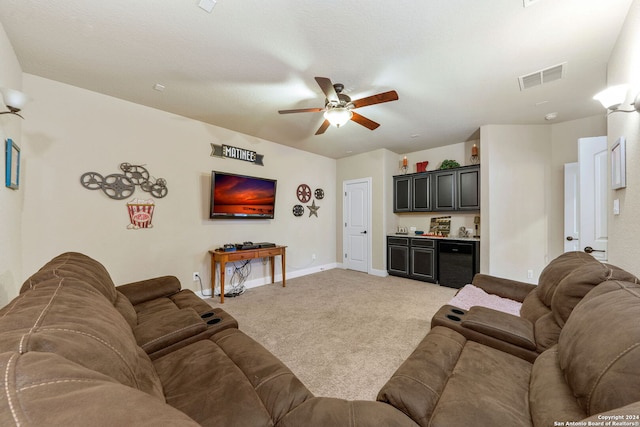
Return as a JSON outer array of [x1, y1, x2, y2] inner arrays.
[[209, 171, 277, 219]]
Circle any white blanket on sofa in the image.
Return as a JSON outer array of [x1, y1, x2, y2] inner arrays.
[[447, 284, 522, 316]]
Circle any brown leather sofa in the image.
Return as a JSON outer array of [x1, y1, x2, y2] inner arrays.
[[378, 278, 640, 426], [431, 251, 638, 361], [0, 252, 416, 427]]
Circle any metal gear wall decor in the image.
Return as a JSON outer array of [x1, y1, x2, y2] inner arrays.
[[80, 163, 168, 200], [314, 188, 324, 199]]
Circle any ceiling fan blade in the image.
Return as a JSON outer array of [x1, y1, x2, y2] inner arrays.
[[315, 77, 339, 103], [278, 107, 324, 114], [351, 112, 380, 130], [315, 119, 331, 135], [351, 90, 399, 109]]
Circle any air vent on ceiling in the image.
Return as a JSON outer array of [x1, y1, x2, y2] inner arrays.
[[518, 63, 566, 90]]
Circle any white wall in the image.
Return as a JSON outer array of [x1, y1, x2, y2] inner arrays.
[[606, 0, 640, 271], [0, 22, 24, 306], [20, 75, 337, 296]]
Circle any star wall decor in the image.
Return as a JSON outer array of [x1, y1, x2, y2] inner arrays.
[[307, 200, 320, 217]]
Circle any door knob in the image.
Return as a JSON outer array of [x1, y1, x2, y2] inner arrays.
[[360, 230, 367, 234], [566, 236, 578, 241], [584, 246, 605, 254]]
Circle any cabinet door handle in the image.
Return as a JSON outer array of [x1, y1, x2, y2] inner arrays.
[[566, 236, 578, 241], [361, 230, 367, 234]]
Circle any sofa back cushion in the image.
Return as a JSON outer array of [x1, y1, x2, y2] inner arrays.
[[559, 280, 640, 416], [21, 252, 118, 303], [0, 277, 164, 400], [536, 252, 600, 307], [551, 262, 637, 327]]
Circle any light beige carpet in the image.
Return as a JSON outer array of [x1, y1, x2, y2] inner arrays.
[[206, 268, 457, 401]]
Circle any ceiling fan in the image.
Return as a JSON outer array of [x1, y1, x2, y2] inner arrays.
[[278, 77, 399, 135]]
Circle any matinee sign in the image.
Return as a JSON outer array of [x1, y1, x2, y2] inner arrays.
[[210, 143, 264, 166]]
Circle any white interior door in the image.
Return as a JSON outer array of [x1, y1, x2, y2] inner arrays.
[[564, 162, 580, 252], [343, 179, 371, 273], [578, 136, 608, 261]]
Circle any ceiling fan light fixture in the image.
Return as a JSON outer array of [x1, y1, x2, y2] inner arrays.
[[324, 107, 353, 128]]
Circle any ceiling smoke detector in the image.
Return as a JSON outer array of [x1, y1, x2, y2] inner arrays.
[[518, 63, 567, 91]]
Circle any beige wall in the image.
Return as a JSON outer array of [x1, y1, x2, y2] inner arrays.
[[20, 75, 337, 296], [335, 148, 395, 274], [0, 22, 24, 305], [480, 124, 552, 282], [606, 0, 640, 271], [548, 115, 606, 260]]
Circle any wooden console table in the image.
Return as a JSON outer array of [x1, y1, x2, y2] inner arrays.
[[209, 246, 286, 303]]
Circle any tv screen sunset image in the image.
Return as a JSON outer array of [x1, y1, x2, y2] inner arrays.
[[213, 173, 276, 216]]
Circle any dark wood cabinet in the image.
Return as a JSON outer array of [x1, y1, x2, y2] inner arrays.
[[387, 236, 410, 276], [387, 236, 437, 283], [412, 174, 431, 211], [387, 236, 479, 286], [393, 165, 479, 213], [410, 239, 437, 282], [432, 170, 456, 211], [457, 166, 480, 210], [393, 176, 411, 212]]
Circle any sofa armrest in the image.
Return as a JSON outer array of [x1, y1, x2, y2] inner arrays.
[[471, 273, 536, 302], [133, 308, 207, 354], [117, 276, 182, 305], [462, 306, 536, 350]]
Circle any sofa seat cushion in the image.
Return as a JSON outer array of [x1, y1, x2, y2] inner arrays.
[[154, 328, 313, 426], [529, 347, 586, 427], [0, 277, 164, 400], [377, 326, 532, 427], [133, 308, 207, 354], [1, 351, 199, 427], [277, 397, 419, 427]]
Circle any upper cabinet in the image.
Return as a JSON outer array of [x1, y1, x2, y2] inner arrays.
[[393, 165, 479, 213], [457, 166, 480, 210]]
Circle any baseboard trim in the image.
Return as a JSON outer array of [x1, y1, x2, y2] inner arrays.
[[196, 262, 339, 298]]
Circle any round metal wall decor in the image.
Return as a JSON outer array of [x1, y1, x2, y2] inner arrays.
[[296, 184, 312, 203], [121, 163, 150, 185], [80, 172, 104, 190], [314, 188, 324, 200], [292, 204, 304, 217], [101, 174, 136, 200]]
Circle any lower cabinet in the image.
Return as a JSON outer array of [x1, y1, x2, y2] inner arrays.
[[387, 236, 479, 285], [387, 237, 410, 276], [410, 239, 437, 282]]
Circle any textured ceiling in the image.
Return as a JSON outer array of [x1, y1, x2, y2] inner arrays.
[[0, 0, 632, 158]]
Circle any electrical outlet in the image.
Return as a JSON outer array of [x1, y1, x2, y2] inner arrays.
[[192, 272, 200, 281], [225, 266, 234, 276], [527, 270, 533, 279], [312, 253, 316, 260]]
